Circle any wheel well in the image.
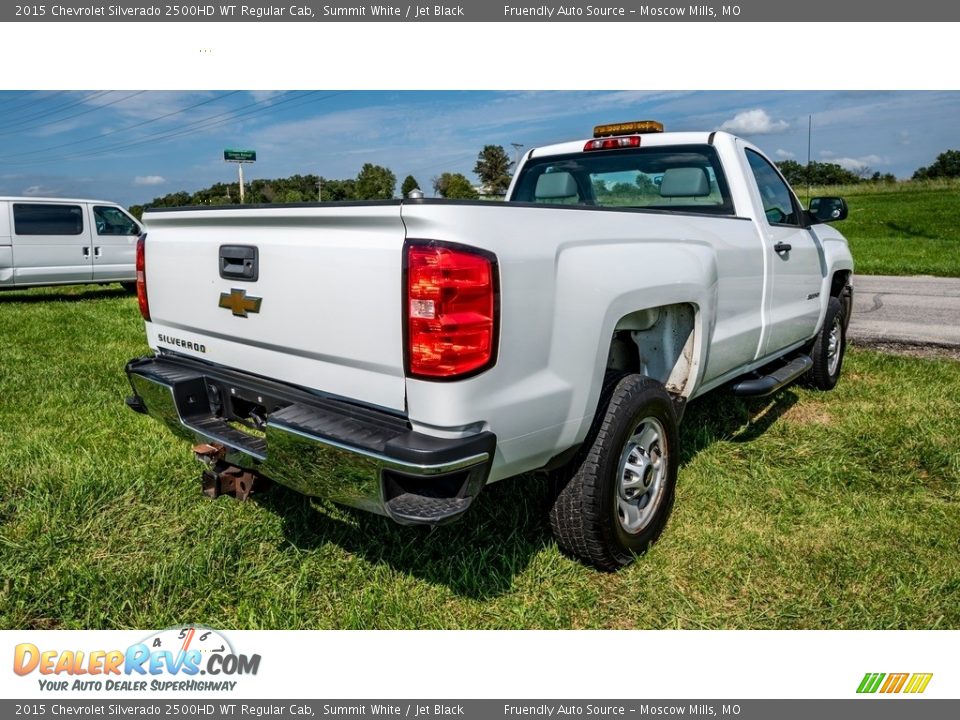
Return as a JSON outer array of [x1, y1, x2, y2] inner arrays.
[[605, 303, 697, 397], [830, 270, 851, 297], [830, 270, 853, 330]]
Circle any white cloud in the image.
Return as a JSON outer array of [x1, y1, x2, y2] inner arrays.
[[719, 109, 789, 135], [775, 148, 795, 158], [833, 155, 885, 173], [248, 91, 284, 103], [134, 175, 166, 186], [22, 185, 58, 196], [819, 150, 836, 158]]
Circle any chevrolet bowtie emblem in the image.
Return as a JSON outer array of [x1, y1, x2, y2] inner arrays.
[[218, 288, 262, 318]]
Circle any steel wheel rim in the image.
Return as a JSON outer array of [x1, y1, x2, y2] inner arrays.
[[827, 316, 842, 376], [616, 416, 668, 534]]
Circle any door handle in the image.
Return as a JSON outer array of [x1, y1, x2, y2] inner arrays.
[[82, 247, 90, 257], [219, 245, 259, 281], [774, 242, 792, 254], [94, 247, 101, 257]]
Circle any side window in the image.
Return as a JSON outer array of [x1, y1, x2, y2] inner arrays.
[[93, 206, 139, 236], [745, 150, 800, 226], [13, 204, 84, 235]]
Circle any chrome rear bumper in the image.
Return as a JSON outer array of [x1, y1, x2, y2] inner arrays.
[[125, 355, 495, 524]]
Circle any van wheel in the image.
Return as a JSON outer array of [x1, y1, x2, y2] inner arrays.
[[549, 375, 678, 571], [121, 282, 137, 294], [805, 296, 846, 391]]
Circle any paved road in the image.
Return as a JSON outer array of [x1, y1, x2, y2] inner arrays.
[[848, 275, 960, 348]]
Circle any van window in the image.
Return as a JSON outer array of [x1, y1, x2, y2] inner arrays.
[[13, 204, 84, 235], [94, 206, 139, 235]]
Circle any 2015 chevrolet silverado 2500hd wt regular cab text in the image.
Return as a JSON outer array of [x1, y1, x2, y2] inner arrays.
[[125, 122, 853, 570]]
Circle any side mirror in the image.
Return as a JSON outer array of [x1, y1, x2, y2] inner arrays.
[[807, 196, 848, 224]]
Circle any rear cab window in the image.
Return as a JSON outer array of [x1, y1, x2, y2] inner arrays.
[[511, 144, 735, 216]]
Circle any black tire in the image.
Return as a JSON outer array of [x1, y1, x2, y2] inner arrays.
[[121, 282, 137, 294], [549, 374, 679, 571], [805, 295, 846, 391]]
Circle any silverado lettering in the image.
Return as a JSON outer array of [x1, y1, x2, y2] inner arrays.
[[157, 334, 207, 353]]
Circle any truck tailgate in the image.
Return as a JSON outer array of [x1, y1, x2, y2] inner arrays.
[[141, 204, 407, 412]]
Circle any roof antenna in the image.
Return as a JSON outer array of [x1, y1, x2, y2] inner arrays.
[[806, 114, 812, 204]]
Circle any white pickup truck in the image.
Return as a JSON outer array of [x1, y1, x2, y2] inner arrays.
[[125, 122, 853, 570]]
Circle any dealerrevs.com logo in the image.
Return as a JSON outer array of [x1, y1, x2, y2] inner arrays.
[[13, 626, 260, 693], [857, 672, 933, 694]]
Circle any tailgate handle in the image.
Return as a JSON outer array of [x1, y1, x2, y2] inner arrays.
[[219, 245, 258, 281]]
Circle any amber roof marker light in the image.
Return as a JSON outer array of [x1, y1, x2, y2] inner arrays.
[[593, 120, 664, 138]]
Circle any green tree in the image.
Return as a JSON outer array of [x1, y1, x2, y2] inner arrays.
[[775, 160, 806, 186], [473, 145, 512, 196], [775, 160, 862, 187], [635, 173, 658, 195], [355, 163, 396, 200], [912, 149, 960, 180], [401, 175, 421, 197], [320, 179, 356, 201], [433, 172, 479, 199]]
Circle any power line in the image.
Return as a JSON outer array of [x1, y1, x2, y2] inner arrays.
[[0, 90, 69, 114], [0, 90, 115, 133], [2, 91, 346, 168], [66, 91, 334, 161], [0, 91, 241, 161], [66, 90, 345, 160]]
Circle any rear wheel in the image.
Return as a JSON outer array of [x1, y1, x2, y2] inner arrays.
[[121, 281, 137, 294], [805, 296, 846, 391], [549, 374, 679, 571]]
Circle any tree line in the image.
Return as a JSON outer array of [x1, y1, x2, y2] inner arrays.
[[776, 149, 960, 187], [129, 145, 516, 218]]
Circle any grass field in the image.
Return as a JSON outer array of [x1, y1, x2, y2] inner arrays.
[[1, 286, 958, 630], [805, 179, 960, 277]]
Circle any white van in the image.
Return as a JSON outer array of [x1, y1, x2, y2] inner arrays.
[[0, 197, 142, 289]]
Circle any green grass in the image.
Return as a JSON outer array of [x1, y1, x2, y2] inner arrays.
[[805, 179, 960, 276], [1, 286, 959, 629]]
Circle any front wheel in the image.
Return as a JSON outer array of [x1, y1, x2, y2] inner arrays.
[[805, 296, 846, 391], [549, 375, 679, 571]]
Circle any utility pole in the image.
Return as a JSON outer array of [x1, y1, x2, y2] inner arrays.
[[806, 115, 812, 203], [224, 149, 256, 205], [317, 176, 322, 202], [511, 142, 525, 168]]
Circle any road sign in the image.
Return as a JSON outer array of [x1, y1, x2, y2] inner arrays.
[[224, 149, 256, 162]]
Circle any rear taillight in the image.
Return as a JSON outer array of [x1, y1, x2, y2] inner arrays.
[[583, 135, 642, 151], [136, 233, 150, 321], [406, 242, 498, 379]]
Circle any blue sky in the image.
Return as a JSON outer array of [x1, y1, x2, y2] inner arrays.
[[0, 90, 957, 206]]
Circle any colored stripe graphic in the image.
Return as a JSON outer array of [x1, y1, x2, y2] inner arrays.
[[857, 672, 933, 694], [904, 673, 934, 694], [880, 673, 909, 693], [857, 673, 885, 693]]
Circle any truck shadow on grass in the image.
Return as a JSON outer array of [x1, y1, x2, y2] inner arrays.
[[254, 389, 800, 599]]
